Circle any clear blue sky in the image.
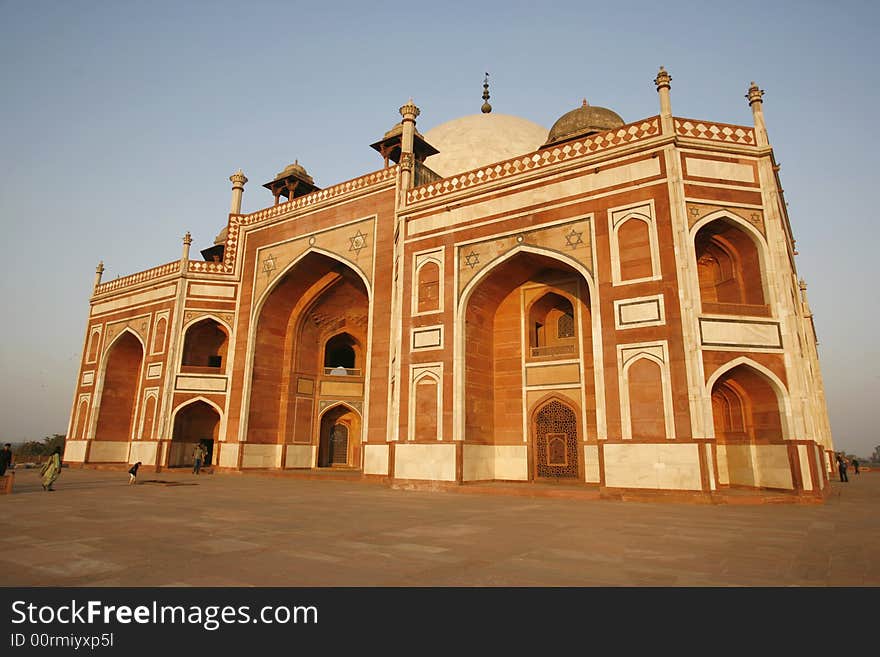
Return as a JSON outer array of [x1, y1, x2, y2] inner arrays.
[[1, 0, 877, 457]]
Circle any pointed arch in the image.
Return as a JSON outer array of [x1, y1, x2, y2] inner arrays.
[[180, 316, 230, 370], [614, 214, 657, 282], [530, 395, 581, 480], [691, 210, 771, 313], [705, 356, 792, 440], [90, 327, 145, 447], [252, 247, 372, 321], [168, 396, 224, 468], [415, 258, 442, 314], [240, 247, 373, 447], [318, 400, 362, 420], [454, 244, 606, 442], [618, 345, 676, 441], [170, 395, 225, 425], [410, 368, 442, 441]]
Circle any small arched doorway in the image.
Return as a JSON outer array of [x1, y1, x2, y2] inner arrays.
[[317, 404, 360, 468], [710, 362, 787, 488], [532, 399, 580, 481], [169, 400, 221, 468]]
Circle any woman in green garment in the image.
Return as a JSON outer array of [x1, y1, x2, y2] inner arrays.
[[40, 447, 62, 491]]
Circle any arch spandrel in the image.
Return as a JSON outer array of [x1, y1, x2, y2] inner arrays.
[[103, 316, 150, 353], [457, 217, 592, 298], [686, 202, 765, 238], [252, 217, 375, 303]]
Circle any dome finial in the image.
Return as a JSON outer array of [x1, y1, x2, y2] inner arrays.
[[481, 72, 492, 114]]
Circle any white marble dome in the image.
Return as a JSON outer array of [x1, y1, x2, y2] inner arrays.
[[423, 113, 547, 178]]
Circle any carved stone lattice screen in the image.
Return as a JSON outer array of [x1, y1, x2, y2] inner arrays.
[[557, 313, 574, 338], [329, 424, 349, 465], [534, 401, 578, 479]]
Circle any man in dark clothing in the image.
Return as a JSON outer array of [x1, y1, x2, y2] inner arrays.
[[852, 459, 860, 475], [836, 453, 849, 482], [0, 443, 13, 476]]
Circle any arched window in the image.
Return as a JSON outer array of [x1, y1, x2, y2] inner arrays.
[[182, 319, 228, 368], [695, 219, 767, 314], [324, 333, 357, 373], [528, 292, 576, 357]]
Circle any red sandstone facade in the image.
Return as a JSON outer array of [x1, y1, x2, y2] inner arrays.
[[65, 72, 836, 500]]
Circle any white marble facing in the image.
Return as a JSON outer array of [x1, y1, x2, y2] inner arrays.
[[241, 444, 282, 469], [87, 441, 129, 463], [615, 295, 665, 329], [603, 443, 702, 490], [129, 441, 158, 466], [462, 445, 494, 481], [363, 444, 389, 475], [798, 444, 813, 491], [394, 443, 456, 481], [63, 440, 87, 463], [219, 443, 239, 468], [700, 318, 781, 348], [285, 444, 315, 468], [188, 283, 236, 298], [412, 326, 443, 350], [583, 444, 600, 483], [175, 375, 227, 392], [494, 445, 528, 480], [717, 444, 793, 490], [91, 284, 177, 316], [146, 363, 162, 379], [461, 445, 528, 481], [81, 371, 95, 386], [685, 157, 755, 183], [408, 158, 661, 235], [813, 444, 825, 489]]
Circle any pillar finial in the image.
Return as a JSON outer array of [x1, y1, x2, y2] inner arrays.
[[399, 98, 420, 121], [481, 72, 492, 114], [96, 261, 104, 274], [746, 81, 769, 147], [183, 231, 192, 246], [746, 81, 764, 106], [654, 65, 672, 91], [229, 169, 248, 214]]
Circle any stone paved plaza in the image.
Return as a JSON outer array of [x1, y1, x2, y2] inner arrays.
[[1, 467, 877, 586]]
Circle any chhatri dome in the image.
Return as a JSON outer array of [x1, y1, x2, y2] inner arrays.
[[543, 99, 625, 147], [422, 77, 624, 178]]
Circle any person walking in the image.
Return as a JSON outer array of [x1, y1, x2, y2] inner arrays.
[[128, 461, 142, 485], [0, 443, 13, 476], [836, 453, 849, 483], [192, 443, 205, 475], [40, 447, 62, 491], [852, 458, 860, 476]]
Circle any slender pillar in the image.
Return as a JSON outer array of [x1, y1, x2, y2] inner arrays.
[[181, 232, 192, 269], [747, 81, 768, 147], [654, 66, 673, 134], [229, 169, 248, 214], [398, 98, 420, 192], [93, 261, 104, 292]]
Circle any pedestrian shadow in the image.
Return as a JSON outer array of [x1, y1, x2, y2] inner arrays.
[[140, 480, 199, 487]]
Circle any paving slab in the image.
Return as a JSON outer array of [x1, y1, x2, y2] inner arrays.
[[0, 468, 877, 586]]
